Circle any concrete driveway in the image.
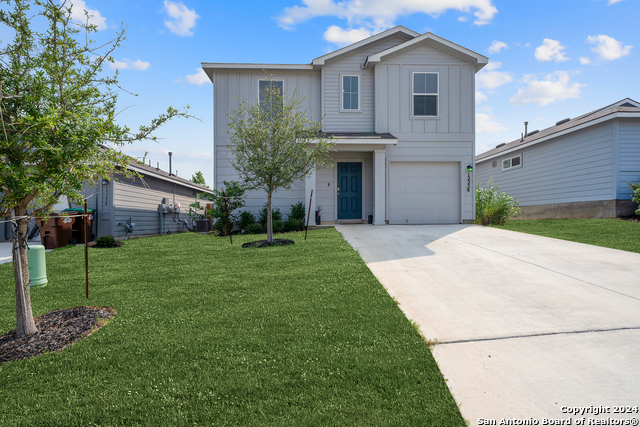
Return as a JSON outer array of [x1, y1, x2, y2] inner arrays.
[[336, 224, 640, 426]]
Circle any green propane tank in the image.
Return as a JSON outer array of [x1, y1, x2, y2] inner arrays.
[[27, 245, 48, 288]]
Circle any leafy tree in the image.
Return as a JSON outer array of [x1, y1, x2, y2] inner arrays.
[[228, 80, 334, 242], [191, 171, 208, 188], [0, 0, 190, 337]]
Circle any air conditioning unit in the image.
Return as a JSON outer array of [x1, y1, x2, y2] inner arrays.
[[196, 219, 211, 233]]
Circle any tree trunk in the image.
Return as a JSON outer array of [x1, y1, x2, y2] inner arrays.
[[267, 190, 273, 242], [12, 209, 38, 338]]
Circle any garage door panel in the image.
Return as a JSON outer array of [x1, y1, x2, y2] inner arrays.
[[389, 162, 460, 224]]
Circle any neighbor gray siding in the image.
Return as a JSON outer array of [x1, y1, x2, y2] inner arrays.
[[616, 118, 640, 199], [322, 34, 412, 132], [476, 121, 616, 206], [112, 174, 200, 237]]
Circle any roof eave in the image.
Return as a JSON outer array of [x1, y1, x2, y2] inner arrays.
[[127, 164, 214, 193], [363, 32, 488, 72], [476, 111, 640, 163], [312, 26, 419, 66]]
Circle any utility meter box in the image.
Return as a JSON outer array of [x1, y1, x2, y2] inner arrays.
[[167, 203, 174, 213], [174, 203, 181, 213], [157, 204, 169, 213]]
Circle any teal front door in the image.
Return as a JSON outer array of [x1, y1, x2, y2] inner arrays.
[[337, 162, 362, 220]]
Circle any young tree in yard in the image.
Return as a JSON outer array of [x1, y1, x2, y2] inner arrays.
[[191, 171, 209, 188], [0, 0, 190, 337], [228, 80, 334, 242]]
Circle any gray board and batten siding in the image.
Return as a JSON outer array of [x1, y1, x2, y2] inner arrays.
[[212, 71, 320, 218]]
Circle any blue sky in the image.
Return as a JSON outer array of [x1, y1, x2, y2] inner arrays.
[[11, 0, 640, 187]]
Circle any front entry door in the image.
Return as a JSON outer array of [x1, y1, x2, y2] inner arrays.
[[337, 162, 362, 220]]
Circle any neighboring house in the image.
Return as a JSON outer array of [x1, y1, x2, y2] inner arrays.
[[476, 98, 640, 219], [70, 161, 213, 240], [202, 26, 488, 225], [1, 160, 212, 243]]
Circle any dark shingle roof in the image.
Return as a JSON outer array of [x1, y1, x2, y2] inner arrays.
[[476, 99, 640, 162]]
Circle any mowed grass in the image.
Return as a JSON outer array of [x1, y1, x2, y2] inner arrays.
[[0, 229, 464, 426], [494, 219, 640, 253]]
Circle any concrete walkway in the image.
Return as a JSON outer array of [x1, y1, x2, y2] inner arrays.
[[337, 224, 640, 426], [0, 239, 48, 265]]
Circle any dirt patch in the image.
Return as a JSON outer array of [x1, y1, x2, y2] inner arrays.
[[242, 239, 295, 248], [0, 306, 116, 364]]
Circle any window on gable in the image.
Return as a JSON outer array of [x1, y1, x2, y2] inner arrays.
[[502, 155, 522, 170], [342, 75, 360, 111], [259, 80, 284, 119], [413, 72, 438, 117]]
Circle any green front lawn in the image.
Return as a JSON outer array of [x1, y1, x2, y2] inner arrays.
[[0, 229, 464, 426], [494, 219, 640, 253]]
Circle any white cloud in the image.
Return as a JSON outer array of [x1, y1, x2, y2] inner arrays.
[[109, 59, 150, 71], [458, 16, 468, 22], [607, 0, 625, 4], [163, 1, 200, 36], [323, 26, 373, 46], [488, 40, 507, 54], [579, 57, 591, 65], [278, 0, 498, 30], [509, 71, 585, 106], [64, 0, 107, 30], [476, 62, 513, 90], [476, 91, 487, 104], [476, 113, 508, 134], [587, 35, 632, 60], [180, 68, 210, 86], [535, 39, 569, 62]]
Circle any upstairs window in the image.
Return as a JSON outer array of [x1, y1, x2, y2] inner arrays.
[[413, 72, 438, 117], [259, 79, 284, 119], [502, 155, 522, 170], [341, 75, 360, 111]]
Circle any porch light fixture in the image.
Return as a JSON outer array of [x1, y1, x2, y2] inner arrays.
[[466, 165, 473, 173], [466, 165, 473, 192], [101, 179, 109, 185]]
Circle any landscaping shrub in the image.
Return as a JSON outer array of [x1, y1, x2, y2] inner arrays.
[[238, 210, 257, 229], [95, 235, 116, 248], [284, 218, 305, 232], [244, 223, 264, 234], [628, 180, 640, 215], [258, 203, 282, 226], [475, 185, 520, 225], [207, 181, 251, 236], [288, 202, 305, 221], [272, 219, 284, 233]]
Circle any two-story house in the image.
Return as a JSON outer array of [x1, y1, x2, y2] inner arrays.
[[202, 26, 487, 225]]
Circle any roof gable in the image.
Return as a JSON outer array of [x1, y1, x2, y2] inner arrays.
[[364, 32, 488, 72], [311, 26, 419, 66]]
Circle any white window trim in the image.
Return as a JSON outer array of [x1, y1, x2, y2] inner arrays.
[[340, 73, 361, 113], [257, 78, 285, 103], [502, 154, 522, 171], [411, 71, 439, 118]]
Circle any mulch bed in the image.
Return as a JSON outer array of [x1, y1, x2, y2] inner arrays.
[[89, 242, 124, 248], [242, 239, 295, 248], [0, 306, 116, 364], [617, 214, 640, 223]]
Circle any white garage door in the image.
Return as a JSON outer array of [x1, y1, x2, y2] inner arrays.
[[389, 162, 460, 224]]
